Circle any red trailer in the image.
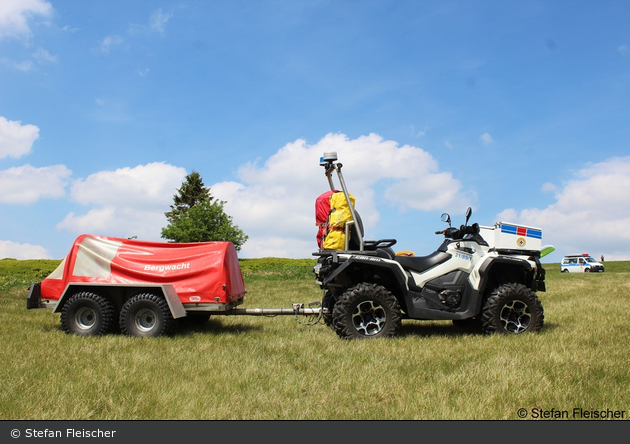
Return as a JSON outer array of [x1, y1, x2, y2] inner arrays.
[[27, 234, 319, 337]]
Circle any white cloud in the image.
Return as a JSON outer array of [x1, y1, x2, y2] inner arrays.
[[0, 240, 52, 259], [1, 58, 34, 71], [0, 116, 39, 159], [0, 0, 53, 40], [57, 162, 187, 240], [149, 8, 172, 34], [61, 25, 79, 33], [32, 47, 56, 63], [210, 133, 473, 258], [497, 156, 630, 261], [57, 207, 171, 241], [480, 132, 495, 145], [129, 8, 173, 36], [99, 35, 124, 53], [68, 162, 186, 208], [618, 44, 630, 56], [410, 125, 427, 137], [0, 164, 70, 204]]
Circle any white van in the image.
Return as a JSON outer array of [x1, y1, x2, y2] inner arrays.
[[560, 254, 605, 273]]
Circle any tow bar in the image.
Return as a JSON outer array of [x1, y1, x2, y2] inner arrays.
[[226, 302, 324, 325]]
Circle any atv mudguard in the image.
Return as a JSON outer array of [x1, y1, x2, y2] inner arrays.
[[321, 252, 409, 297]]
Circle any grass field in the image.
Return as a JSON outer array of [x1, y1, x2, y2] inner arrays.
[[1, 258, 628, 420]]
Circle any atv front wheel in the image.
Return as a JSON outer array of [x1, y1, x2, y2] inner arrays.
[[332, 283, 401, 339], [120, 293, 174, 338], [481, 283, 544, 334], [61, 292, 117, 336]]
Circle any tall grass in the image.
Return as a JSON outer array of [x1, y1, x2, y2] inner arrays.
[[0, 259, 628, 420]]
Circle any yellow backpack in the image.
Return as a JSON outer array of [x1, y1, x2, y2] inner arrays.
[[322, 192, 355, 250]]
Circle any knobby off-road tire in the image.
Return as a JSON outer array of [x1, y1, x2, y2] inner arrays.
[[332, 283, 402, 340], [119, 293, 174, 338], [61, 292, 117, 336], [481, 283, 544, 334]]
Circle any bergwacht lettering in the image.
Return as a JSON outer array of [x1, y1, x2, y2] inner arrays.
[[143, 263, 190, 272]]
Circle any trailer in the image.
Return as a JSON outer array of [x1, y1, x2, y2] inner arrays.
[[27, 234, 321, 337]]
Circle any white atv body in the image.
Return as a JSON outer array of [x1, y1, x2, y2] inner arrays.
[[313, 152, 550, 339]]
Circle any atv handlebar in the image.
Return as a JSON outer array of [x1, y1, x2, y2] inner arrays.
[[436, 223, 480, 240]]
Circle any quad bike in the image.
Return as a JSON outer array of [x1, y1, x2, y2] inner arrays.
[[313, 152, 551, 339]]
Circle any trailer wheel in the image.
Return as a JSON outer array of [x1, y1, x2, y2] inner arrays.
[[332, 283, 401, 339], [120, 293, 174, 338], [61, 292, 116, 336], [481, 283, 544, 334]]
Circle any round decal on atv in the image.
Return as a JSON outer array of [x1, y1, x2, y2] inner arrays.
[[517, 237, 526, 247]]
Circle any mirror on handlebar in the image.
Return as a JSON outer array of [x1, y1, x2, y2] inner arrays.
[[440, 213, 451, 227], [465, 207, 472, 225]]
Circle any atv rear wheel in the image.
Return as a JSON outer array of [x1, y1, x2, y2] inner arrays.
[[481, 283, 544, 334], [321, 291, 335, 329], [120, 293, 174, 338], [61, 292, 117, 336], [332, 283, 401, 339]]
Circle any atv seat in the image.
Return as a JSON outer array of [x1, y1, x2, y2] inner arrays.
[[394, 251, 451, 273]]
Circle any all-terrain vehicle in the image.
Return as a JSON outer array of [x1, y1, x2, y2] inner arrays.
[[313, 152, 552, 339]]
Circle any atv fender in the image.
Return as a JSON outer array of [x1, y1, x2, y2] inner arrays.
[[473, 255, 536, 296], [322, 254, 410, 295]]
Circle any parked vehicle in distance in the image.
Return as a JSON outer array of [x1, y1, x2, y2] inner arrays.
[[560, 254, 605, 273]]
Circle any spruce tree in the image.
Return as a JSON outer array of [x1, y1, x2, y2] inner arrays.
[[161, 171, 248, 251]]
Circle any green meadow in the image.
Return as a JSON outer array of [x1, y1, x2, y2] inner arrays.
[[0, 258, 628, 420]]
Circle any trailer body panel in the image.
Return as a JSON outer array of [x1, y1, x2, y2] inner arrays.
[[37, 234, 246, 309]]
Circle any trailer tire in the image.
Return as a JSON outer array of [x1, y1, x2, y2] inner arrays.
[[120, 293, 174, 338], [481, 283, 544, 334], [61, 291, 117, 336], [332, 282, 401, 339]]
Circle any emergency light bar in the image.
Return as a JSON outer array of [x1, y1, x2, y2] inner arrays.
[[320, 152, 338, 166]]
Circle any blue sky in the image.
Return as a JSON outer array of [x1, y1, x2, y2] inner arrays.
[[1, 0, 629, 263]]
